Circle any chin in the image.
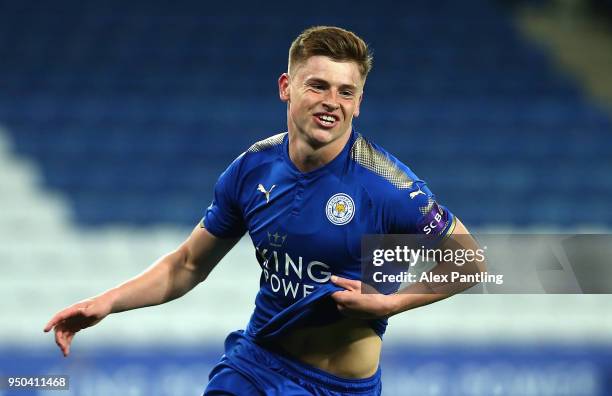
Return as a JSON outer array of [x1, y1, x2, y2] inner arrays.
[[308, 128, 336, 147]]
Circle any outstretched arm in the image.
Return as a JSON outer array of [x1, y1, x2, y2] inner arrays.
[[43, 224, 239, 356]]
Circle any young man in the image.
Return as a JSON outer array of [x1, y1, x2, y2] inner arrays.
[[45, 26, 481, 395]]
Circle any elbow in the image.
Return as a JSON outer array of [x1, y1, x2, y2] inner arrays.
[[176, 244, 210, 284]]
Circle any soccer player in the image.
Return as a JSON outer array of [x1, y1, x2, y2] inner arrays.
[[44, 26, 482, 395]]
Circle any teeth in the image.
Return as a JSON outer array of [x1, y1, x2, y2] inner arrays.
[[318, 115, 335, 123]]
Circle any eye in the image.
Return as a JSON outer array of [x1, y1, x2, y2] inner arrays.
[[340, 90, 354, 98]]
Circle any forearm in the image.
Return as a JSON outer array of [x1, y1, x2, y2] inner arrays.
[[388, 289, 453, 316], [387, 270, 479, 316], [99, 248, 204, 314], [388, 223, 485, 316]]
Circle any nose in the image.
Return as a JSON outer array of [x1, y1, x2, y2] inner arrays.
[[322, 90, 340, 111]]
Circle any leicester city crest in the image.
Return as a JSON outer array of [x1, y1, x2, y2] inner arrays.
[[326, 193, 355, 225]]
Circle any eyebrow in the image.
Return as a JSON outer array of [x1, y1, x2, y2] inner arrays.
[[305, 78, 358, 91]]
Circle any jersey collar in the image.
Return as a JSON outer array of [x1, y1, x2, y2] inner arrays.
[[282, 129, 357, 178]]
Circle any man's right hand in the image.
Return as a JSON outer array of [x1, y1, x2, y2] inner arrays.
[[43, 297, 112, 357]]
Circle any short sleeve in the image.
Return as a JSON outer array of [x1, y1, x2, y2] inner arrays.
[[387, 180, 456, 243], [201, 154, 247, 238]]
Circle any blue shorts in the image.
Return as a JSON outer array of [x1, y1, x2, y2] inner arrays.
[[204, 330, 382, 396]]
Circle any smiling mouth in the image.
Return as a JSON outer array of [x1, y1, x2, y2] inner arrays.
[[313, 113, 339, 128]]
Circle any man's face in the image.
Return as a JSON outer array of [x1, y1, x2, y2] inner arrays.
[[279, 56, 364, 148]]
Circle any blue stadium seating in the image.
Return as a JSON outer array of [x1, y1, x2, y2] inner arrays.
[[0, 0, 610, 227]]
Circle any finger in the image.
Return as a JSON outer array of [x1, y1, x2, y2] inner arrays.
[[330, 290, 349, 303], [45, 311, 69, 332], [44, 306, 81, 332], [66, 333, 75, 349], [44, 316, 59, 332], [331, 290, 359, 307], [331, 275, 361, 291], [59, 329, 73, 357], [55, 329, 66, 356], [59, 329, 68, 354]]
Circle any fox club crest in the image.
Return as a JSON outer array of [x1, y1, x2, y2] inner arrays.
[[325, 193, 355, 225]]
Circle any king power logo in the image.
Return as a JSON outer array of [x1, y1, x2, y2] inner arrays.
[[256, 246, 332, 299]]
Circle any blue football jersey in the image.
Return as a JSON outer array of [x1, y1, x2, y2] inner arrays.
[[202, 130, 456, 338]]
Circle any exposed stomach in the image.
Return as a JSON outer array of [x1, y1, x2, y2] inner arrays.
[[277, 316, 382, 379]]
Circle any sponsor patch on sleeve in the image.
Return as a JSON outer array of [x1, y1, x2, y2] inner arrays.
[[417, 200, 451, 237]]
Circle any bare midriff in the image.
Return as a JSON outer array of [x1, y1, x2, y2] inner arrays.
[[277, 317, 382, 379]]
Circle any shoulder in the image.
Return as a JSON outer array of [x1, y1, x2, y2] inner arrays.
[[226, 132, 287, 174], [348, 134, 453, 234], [349, 133, 420, 195], [246, 132, 287, 154], [215, 132, 287, 200]]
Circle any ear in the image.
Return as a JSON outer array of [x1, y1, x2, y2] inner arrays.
[[278, 73, 290, 102], [353, 93, 363, 118]]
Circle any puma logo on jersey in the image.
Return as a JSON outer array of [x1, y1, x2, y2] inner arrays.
[[257, 184, 276, 203], [410, 186, 426, 199]]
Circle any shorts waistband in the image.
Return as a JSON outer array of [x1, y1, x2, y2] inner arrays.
[[228, 330, 381, 393]]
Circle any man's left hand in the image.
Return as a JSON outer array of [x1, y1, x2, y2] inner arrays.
[[330, 276, 397, 319]]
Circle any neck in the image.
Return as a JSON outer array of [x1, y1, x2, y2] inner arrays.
[[288, 127, 352, 173]]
